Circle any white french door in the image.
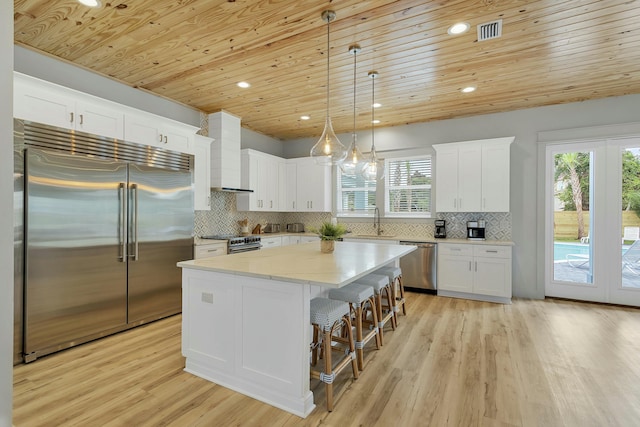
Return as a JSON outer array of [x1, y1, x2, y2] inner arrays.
[[545, 137, 640, 307]]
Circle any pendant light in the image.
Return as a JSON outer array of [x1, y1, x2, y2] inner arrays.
[[363, 71, 385, 180], [310, 10, 348, 166], [340, 44, 367, 177]]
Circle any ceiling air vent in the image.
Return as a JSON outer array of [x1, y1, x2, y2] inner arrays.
[[477, 19, 502, 41]]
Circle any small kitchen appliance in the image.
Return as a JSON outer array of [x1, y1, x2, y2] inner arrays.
[[467, 220, 486, 240], [263, 223, 281, 233], [286, 223, 305, 233], [434, 219, 446, 238]]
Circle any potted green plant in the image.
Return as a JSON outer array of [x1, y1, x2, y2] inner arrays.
[[311, 222, 346, 253]]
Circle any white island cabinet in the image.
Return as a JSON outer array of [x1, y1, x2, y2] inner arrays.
[[178, 241, 414, 418]]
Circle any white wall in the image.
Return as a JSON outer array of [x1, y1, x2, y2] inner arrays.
[[15, 46, 201, 127], [1, 2, 14, 425], [283, 95, 640, 298]]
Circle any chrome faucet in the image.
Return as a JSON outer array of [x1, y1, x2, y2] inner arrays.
[[373, 207, 382, 236]]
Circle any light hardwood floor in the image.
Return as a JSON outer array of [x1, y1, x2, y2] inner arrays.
[[13, 293, 640, 427]]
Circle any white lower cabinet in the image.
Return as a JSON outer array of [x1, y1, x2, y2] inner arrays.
[[438, 243, 512, 303], [282, 235, 300, 246], [300, 236, 320, 243], [194, 242, 227, 259], [261, 236, 282, 249]]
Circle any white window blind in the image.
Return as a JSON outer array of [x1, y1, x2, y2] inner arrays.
[[385, 155, 432, 217], [337, 172, 377, 215]]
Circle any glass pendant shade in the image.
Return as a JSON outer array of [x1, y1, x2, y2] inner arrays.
[[363, 70, 384, 180], [310, 10, 347, 166], [362, 150, 384, 181], [341, 44, 367, 176], [340, 134, 367, 176], [311, 116, 348, 165]]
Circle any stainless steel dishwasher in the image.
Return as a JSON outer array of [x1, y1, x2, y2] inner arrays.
[[399, 241, 437, 292]]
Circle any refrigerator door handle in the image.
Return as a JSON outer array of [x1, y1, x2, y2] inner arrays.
[[119, 182, 127, 261], [130, 183, 139, 261]]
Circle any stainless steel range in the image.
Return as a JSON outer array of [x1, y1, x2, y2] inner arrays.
[[201, 234, 262, 254]]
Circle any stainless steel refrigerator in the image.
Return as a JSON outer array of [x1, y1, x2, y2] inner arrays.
[[15, 120, 194, 362]]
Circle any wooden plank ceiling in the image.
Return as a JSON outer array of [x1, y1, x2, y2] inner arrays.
[[14, 0, 640, 140]]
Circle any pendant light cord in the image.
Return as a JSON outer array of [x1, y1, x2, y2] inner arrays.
[[353, 48, 357, 137], [371, 73, 376, 152], [326, 17, 330, 119]]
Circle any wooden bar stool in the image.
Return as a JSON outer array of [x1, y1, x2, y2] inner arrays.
[[310, 297, 359, 412], [328, 283, 381, 371], [375, 266, 406, 317], [351, 273, 395, 345]]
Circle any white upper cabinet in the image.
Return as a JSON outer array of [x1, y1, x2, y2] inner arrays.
[[193, 134, 213, 210], [14, 72, 199, 155], [124, 113, 195, 153], [14, 72, 124, 140], [284, 162, 298, 211], [434, 137, 513, 212], [236, 152, 332, 212], [291, 157, 331, 212], [480, 141, 512, 212], [236, 149, 283, 211]]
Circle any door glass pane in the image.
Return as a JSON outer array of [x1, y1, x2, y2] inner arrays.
[[621, 147, 640, 289], [553, 151, 593, 284]]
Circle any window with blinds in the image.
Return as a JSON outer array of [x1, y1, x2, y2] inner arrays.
[[337, 172, 377, 215], [385, 155, 432, 217]]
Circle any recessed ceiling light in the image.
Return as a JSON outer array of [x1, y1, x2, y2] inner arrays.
[[448, 22, 470, 35], [372, 119, 381, 124], [237, 81, 250, 88], [78, 0, 101, 7], [372, 103, 382, 108], [461, 86, 476, 93], [300, 115, 310, 120]]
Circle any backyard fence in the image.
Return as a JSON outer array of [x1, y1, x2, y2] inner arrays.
[[554, 211, 640, 240]]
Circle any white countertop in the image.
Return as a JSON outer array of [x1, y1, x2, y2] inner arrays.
[[178, 241, 415, 287]]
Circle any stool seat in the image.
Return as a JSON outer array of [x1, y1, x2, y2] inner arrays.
[[375, 266, 407, 317], [353, 273, 389, 293], [375, 266, 401, 279], [328, 283, 374, 305], [353, 273, 396, 344], [310, 297, 350, 331]]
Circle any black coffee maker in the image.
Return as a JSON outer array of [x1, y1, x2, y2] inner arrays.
[[434, 219, 446, 238]]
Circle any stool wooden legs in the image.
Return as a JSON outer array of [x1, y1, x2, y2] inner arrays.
[[310, 314, 358, 412], [352, 296, 380, 371], [395, 275, 407, 315]]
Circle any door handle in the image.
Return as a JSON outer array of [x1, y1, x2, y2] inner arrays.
[[70, 112, 74, 123], [130, 183, 139, 261], [119, 183, 127, 262], [79, 114, 84, 125]]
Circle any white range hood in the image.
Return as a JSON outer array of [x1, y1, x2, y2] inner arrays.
[[208, 111, 252, 193]]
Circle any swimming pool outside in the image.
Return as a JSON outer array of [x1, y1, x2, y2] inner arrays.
[[554, 242, 628, 262], [554, 242, 589, 261]]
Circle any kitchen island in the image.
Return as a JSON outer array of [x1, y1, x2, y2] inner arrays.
[[177, 241, 415, 418]]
